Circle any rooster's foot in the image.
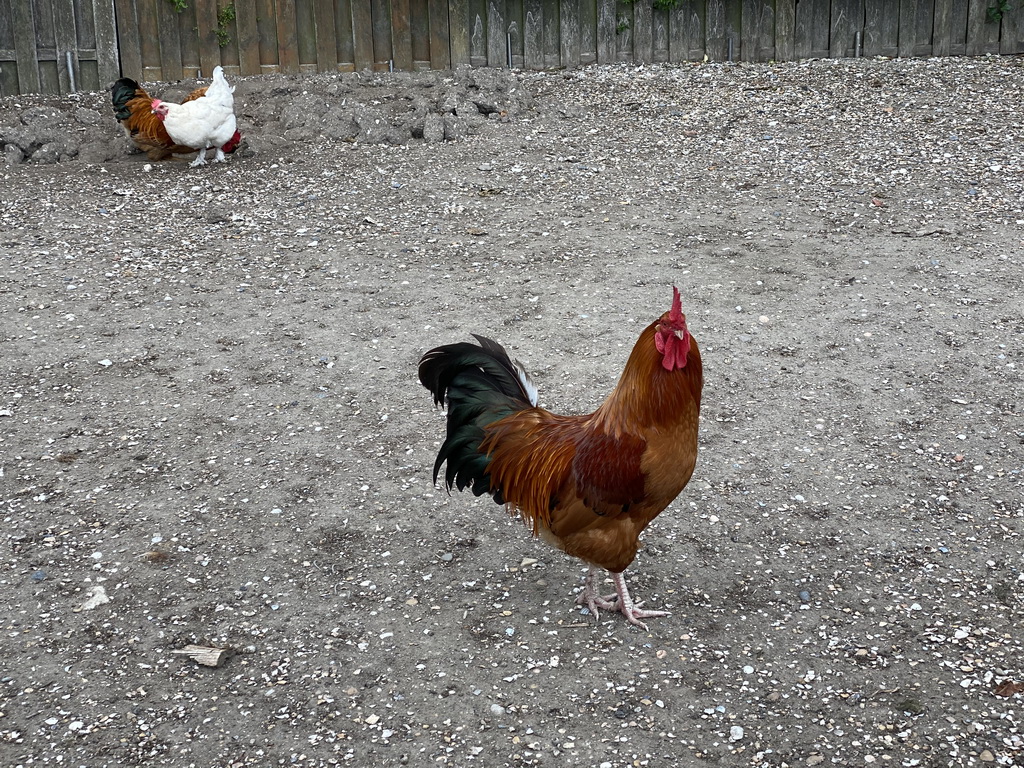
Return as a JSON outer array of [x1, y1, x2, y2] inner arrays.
[[577, 567, 668, 630]]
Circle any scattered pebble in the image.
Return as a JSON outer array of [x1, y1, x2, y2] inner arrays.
[[79, 585, 110, 610]]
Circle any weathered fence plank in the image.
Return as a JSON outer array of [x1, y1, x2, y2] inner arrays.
[[428, 0, 452, 67], [948, 0, 969, 53], [295, 0, 317, 67], [276, 0, 301, 71], [369, 0, 393, 66], [596, 0, 615, 62], [254, 0, 279, 69], [793, 0, 812, 58], [235, 0, 262, 74], [742, 0, 774, 61], [932, 0, 953, 56], [523, 0, 544, 67], [489, 0, 508, 66], [407, 0, 428, 65], [897, 0, 916, 56], [724, 0, 741, 58], [507, 0, 524, 66], [651, 7, 667, 61], [667, 2, 686, 61], [468, 0, 487, 64], [803, 0, 831, 58], [829, 0, 856, 58], [93, 0, 120, 86], [53, 0, 77, 91], [334, 0, 354, 68], [112, 0, 141, 77], [468, 0, 484, 65], [157, 0, 184, 79], [195, 0, 220, 77], [863, 0, 897, 55], [35, 0, 61, 95], [684, 0, 705, 60], [775, 0, 795, 60], [543, 0, 559, 66], [349, 0, 373, 68], [560, 0, 580, 66], [910, 0, 929, 55], [632, 0, 652, 62], [1000, 5, 1021, 54], [178, 3, 201, 73], [313, 0, 341, 69], [387, 0, 411, 69], [13, 0, 40, 92], [972, 0, 999, 53], [579, 0, 596, 63], [0, 0, 18, 95], [705, 0, 725, 60], [964, 0, 986, 55], [136, 0, 161, 78]]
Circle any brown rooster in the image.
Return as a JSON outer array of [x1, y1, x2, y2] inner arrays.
[[110, 76, 241, 162], [419, 286, 703, 628]]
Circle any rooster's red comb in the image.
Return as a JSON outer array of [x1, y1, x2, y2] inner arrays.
[[669, 285, 684, 325]]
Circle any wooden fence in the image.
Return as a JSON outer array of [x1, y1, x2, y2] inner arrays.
[[0, 0, 120, 94], [2, 0, 1022, 95]]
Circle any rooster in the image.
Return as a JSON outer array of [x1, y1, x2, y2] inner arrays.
[[111, 72, 241, 163], [419, 287, 703, 628]]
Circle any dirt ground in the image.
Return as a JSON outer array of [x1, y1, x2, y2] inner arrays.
[[1, 56, 1022, 768]]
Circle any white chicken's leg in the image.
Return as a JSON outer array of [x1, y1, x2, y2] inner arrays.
[[576, 566, 668, 630], [212, 147, 227, 163], [190, 148, 209, 167]]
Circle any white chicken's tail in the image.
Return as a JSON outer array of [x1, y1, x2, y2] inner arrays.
[[204, 66, 235, 107]]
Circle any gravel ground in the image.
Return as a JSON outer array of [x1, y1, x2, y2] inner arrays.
[[1, 55, 1023, 767]]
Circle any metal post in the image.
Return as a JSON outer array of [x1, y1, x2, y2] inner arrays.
[[507, 23, 518, 69], [66, 51, 76, 92], [855, 31, 862, 57]]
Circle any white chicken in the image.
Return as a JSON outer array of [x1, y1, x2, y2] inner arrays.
[[151, 66, 237, 167]]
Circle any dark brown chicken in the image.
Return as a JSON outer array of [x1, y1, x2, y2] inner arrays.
[[419, 286, 703, 628]]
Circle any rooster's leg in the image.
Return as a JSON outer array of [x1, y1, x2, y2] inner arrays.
[[576, 566, 619, 616], [212, 147, 227, 163], [576, 566, 668, 630], [190, 148, 209, 167]]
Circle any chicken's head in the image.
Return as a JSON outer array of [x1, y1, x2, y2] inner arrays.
[[654, 286, 691, 371], [151, 99, 169, 121], [221, 130, 243, 154]]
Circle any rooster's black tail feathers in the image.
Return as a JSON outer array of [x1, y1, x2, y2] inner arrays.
[[418, 335, 535, 499], [111, 78, 142, 122]]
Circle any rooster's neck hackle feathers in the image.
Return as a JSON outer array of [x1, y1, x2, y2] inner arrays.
[[597, 319, 701, 436]]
